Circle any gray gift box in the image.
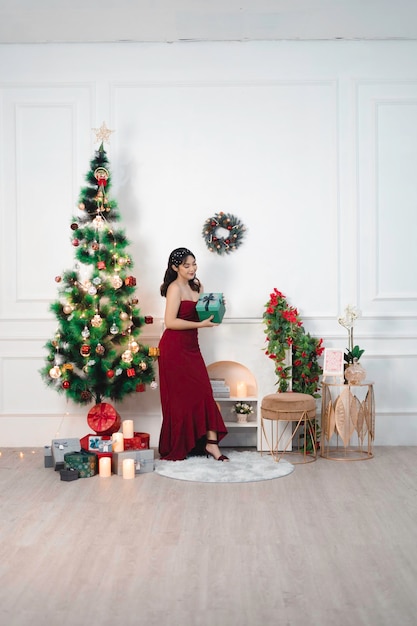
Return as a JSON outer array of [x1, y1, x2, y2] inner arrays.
[[44, 445, 53, 468], [111, 449, 154, 476], [51, 438, 81, 470]]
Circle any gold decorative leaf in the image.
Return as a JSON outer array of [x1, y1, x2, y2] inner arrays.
[[335, 386, 355, 446], [356, 401, 367, 441], [323, 400, 336, 441], [364, 389, 375, 439], [350, 394, 360, 429]]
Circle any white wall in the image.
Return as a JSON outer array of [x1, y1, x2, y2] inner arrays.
[[0, 41, 416, 447]]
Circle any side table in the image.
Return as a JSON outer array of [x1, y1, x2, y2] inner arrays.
[[321, 381, 375, 461]]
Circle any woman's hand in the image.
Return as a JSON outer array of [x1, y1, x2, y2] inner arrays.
[[199, 315, 218, 327]]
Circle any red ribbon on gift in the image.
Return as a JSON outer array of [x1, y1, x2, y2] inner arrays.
[[87, 403, 121, 435]]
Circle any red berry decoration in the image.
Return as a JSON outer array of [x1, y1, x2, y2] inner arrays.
[[70, 223, 78, 230], [55, 276, 62, 283]]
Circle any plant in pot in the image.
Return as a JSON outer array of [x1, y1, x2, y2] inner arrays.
[[338, 305, 366, 384]]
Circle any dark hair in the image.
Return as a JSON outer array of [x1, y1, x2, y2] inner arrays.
[[160, 247, 201, 297]]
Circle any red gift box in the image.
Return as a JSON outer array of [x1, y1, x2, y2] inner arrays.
[[123, 432, 150, 450], [87, 403, 121, 435]]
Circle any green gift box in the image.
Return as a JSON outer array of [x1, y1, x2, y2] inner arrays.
[[64, 450, 98, 478], [196, 293, 226, 324]]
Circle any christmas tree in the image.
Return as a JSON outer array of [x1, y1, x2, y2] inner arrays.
[[40, 124, 157, 408]]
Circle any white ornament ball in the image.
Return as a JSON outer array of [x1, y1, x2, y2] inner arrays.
[[49, 365, 61, 379]]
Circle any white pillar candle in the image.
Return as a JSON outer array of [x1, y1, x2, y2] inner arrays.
[[99, 456, 111, 478], [112, 432, 124, 452], [236, 381, 247, 397], [122, 458, 135, 480], [122, 419, 134, 439]]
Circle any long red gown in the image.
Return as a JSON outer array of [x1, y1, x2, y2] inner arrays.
[[158, 300, 228, 460]]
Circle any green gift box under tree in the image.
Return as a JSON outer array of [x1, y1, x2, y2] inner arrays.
[[196, 293, 226, 324]]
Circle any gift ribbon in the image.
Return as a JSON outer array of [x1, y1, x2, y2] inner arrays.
[[202, 293, 215, 311]]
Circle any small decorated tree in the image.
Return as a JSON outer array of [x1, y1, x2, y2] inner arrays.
[[40, 124, 157, 417]]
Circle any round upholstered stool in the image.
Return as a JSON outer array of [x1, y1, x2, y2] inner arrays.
[[261, 392, 317, 464]]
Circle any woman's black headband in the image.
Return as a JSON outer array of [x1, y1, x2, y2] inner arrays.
[[169, 248, 194, 267]]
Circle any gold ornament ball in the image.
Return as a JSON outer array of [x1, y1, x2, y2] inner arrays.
[[91, 314, 103, 328], [63, 304, 73, 314], [119, 311, 129, 320], [49, 365, 61, 379], [111, 275, 123, 289], [130, 341, 139, 353], [122, 349, 133, 363]]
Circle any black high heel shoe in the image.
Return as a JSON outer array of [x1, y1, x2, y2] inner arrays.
[[205, 439, 229, 462]]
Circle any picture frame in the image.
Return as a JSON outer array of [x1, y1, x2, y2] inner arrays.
[[322, 348, 345, 381]]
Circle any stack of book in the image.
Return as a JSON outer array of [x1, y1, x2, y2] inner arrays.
[[210, 378, 230, 398]]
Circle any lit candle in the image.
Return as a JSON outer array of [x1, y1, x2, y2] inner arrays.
[[122, 458, 135, 479], [99, 457, 111, 478], [112, 432, 124, 452], [236, 381, 247, 397], [122, 419, 134, 439]]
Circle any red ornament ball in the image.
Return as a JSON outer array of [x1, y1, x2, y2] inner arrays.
[[106, 369, 115, 379], [70, 223, 78, 231], [62, 380, 70, 389], [55, 276, 62, 283], [72, 238, 80, 247]]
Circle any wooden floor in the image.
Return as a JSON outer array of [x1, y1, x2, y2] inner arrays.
[[1, 446, 416, 626]]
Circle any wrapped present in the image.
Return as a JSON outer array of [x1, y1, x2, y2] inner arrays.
[[80, 433, 112, 453], [111, 449, 154, 476], [60, 469, 80, 482], [123, 431, 150, 450], [44, 445, 53, 468], [51, 438, 81, 471], [196, 293, 226, 324], [64, 450, 98, 478], [87, 402, 121, 435]]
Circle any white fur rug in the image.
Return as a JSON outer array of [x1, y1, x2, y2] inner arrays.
[[154, 450, 294, 483]]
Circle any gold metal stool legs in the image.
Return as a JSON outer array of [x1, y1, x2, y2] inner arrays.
[[261, 410, 317, 464]]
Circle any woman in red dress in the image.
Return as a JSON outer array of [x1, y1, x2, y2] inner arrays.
[[158, 247, 229, 461]]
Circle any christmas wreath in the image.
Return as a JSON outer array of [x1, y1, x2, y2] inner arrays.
[[202, 212, 246, 255]]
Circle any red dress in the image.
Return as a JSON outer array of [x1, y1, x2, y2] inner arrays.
[[158, 300, 228, 460]]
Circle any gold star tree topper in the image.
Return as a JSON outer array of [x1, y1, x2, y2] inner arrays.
[[93, 121, 115, 144]]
